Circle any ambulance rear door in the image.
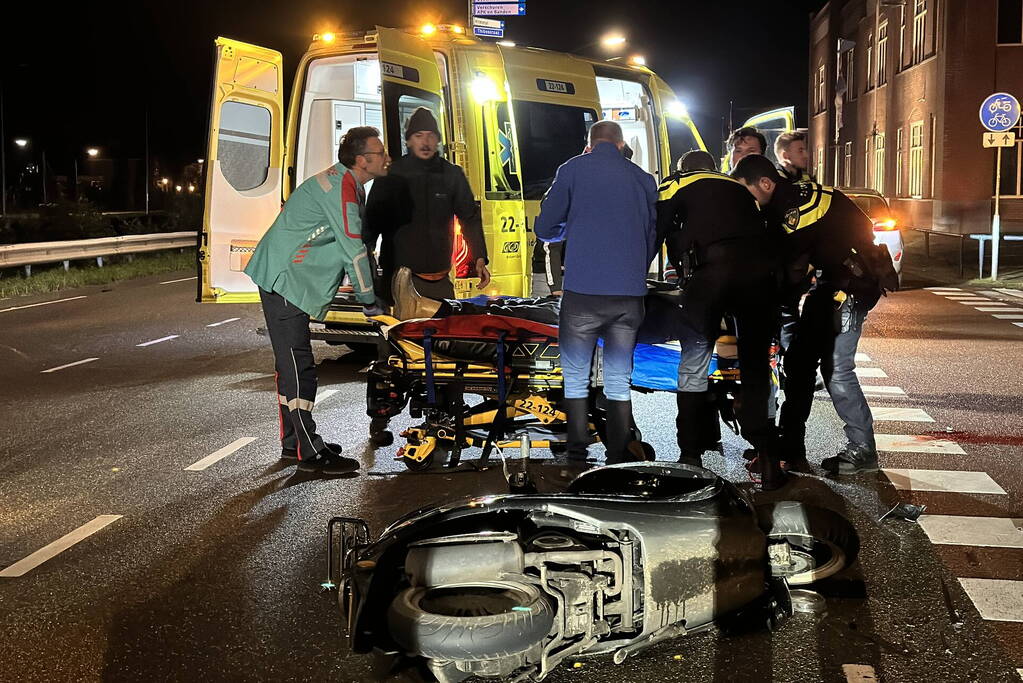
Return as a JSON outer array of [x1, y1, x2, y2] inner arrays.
[[647, 73, 708, 173], [376, 27, 447, 159], [499, 48, 602, 293], [199, 37, 284, 303]]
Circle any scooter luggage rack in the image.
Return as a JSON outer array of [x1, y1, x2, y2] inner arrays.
[[324, 516, 371, 634]]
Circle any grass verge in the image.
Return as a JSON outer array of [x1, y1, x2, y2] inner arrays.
[[0, 249, 197, 299]]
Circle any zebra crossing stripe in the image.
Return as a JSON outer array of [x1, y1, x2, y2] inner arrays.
[[870, 407, 934, 422], [855, 352, 871, 362], [975, 307, 1016, 312], [855, 367, 888, 378], [992, 314, 1023, 319], [861, 386, 906, 395], [876, 434, 966, 454], [882, 469, 1006, 494], [926, 287, 962, 291], [958, 579, 1023, 622], [994, 288, 1023, 299], [918, 515, 1023, 548]]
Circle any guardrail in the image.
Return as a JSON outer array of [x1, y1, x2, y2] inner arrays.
[[0, 232, 197, 275], [912, 227, 967, 277]]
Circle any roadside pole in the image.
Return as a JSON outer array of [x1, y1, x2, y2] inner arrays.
[[1, 83, 6, 216], [979, 92, 1020, 281], [993, 145, 1002, 280]]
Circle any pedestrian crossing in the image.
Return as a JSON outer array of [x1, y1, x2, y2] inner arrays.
[[862, 301, 1023, 670]]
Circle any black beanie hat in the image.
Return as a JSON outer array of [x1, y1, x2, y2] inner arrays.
[[405, 107, 440, 140]]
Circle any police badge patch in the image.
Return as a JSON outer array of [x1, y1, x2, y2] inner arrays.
[[784, 207, 800, 231]]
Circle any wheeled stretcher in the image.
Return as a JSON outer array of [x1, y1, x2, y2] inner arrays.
[[366, 296, 750, 472]]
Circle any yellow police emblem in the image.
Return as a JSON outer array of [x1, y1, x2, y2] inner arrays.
[[785, 207, 800, 230]]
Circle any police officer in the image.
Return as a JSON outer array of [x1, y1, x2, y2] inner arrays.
[[774, 131, 814, 182], [731, 154, 897, 475], [657, 150, 785, 489]]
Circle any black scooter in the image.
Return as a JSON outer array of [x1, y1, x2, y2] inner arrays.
[[328, 462, 858, 682]]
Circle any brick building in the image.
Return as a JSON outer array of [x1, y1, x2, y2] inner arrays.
[[809, 0, 1023, 234]]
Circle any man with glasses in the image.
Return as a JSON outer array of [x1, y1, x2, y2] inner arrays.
[[245, 126, 389, 475]]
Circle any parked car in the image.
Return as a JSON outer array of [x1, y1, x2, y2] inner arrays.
[[840, 187, 904, 284]]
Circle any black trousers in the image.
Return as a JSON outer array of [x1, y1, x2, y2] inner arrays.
[[258, 288, 325, 460], [676, 251, 778, 454]]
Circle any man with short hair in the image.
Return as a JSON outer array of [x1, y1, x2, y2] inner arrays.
[[727, 126, 768, 170], [774, 131, 813, 181], [245, 126, 389, 474], [535, 120, 658, 465], [731, 154, 897, 475]]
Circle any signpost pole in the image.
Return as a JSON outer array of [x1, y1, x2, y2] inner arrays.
[[993, 145, 1002, 280]]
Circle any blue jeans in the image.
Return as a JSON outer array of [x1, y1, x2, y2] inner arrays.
[[560, 291, 644, 401], [780, 290, 875, 450]]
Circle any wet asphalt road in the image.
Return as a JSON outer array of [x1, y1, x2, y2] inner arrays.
[[1, 269, 1022, 683]]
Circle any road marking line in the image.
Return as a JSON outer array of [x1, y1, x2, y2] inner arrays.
[[1016, 323, 1023, 328], [136, 335, 179, 347], [882, 469, 1006, 494], [958, 579, 1023, 622], [206, 317, 240, 327], [956, 299, 995, 303], [876, 434, 966, 454], [855, 352, 871, 362], [1017, 668, 1022, 680], [184, 437, 257, 471], [41, 357, 99, 373], [315, 389, 339, 403], [861, 385, 906, 395], [870, 407, 934, 422], [978, 290, 1004, 297], [926, 287, 961, 291], [842, 664, 878, 682], [992, 314, 1023, 319], [995, 288, 1023, 299], [918, 516, 1023, 548], [159, 276, 198, 285], [855, 367, 888, 378], [0, 515, 122, 578], [978, 307, 1023, 312], [0, 295, 87, 314]]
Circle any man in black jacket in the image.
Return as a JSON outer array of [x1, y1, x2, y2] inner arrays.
[[365, 107, 489, 308], [732, 154, 897, 475]]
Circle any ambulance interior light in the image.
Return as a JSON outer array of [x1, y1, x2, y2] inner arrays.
[[667, 100, 689, 120]]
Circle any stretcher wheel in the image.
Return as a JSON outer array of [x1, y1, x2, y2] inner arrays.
[[403, 453, 435, 471]]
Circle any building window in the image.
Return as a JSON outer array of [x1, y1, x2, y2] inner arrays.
[[866, 31, 874, 90], [847, 48, 856, 99], [909, 121, 924, 197], [998, 0, 1023, 44], [864, 137, 872, 187], [913, 0, 927, 63], [844, 141, 853, 186], [895, 127, 904, 196], [815, 63, 826, 113], [899, 7, 908, 70], [874, 133, 886, 194], [995, 123, 1023, 197], [878, 21, 889, 85]]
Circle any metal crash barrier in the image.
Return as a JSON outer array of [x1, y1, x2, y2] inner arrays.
[[0, 231, 197, 276]]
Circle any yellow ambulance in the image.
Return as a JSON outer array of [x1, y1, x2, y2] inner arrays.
[[198, 24, 707, 343]]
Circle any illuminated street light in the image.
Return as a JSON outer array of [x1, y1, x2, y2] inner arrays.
[[14, 138, 28, 148], [160, 177, 169, 188], [86, 148, 99, 157], [601, 34, 627, 48], [496, 40, 516, 47], [197, 158, 205, 163], [187, 184, 195, 192], [175, 185, 182, 192]]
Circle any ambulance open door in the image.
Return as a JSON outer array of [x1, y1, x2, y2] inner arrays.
[[648, 74, 709, 175], [199, 38, 284, 303], [722, 106, 796, 171], [376, 27, 447, 161]]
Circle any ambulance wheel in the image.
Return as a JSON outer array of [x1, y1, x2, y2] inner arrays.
[[403, 453, 435, 471]]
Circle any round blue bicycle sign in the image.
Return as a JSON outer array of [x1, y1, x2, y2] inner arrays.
[[981, 92, 1021, 132]]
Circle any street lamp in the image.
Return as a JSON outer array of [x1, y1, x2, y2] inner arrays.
[[601, 34, 627, 48], [86, 147, 99, 157], [187, 184, 195, 193], [14, 138, 28, 148], [175, 184, 182, 192]]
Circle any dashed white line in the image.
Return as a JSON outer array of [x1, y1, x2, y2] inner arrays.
[[974, 307, 1013, 312], [861, 385, 907, 396], [958, 579, 1023, 622], [184, 437, 257, 471], [992, 314, 1023, 319], [41, 358, 99, 374], [206, 317, 240, 327], [918, 515, 1023, 548], [876, 434, 966, 454], [315, 389, 339, 403], [1015, 323, 1023, 328], [0, 515, 122, 578], [926, 286, 962, 291], [160, 276, 198, 285], [870, 407, 934, 422], [883, 469, 1006, 494], [136, 335, 179, 347], [855, 352, 872, 362], [855, 367, 888, 378], [957, 299, 995, 304], [0, 295, 87, 314]]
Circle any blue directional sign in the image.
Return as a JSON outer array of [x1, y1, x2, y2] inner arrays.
[[980, 92, 1021, 133], [473, 26, 505, 38], [473, 2, 526, 16]]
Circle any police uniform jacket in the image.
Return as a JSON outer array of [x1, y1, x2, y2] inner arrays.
[[244, 163, 375, 319]]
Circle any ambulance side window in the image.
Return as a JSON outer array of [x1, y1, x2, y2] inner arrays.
[[666, 118, 701, 172], [483, 101, 521, 199], [382, 81, 444, 160], [512, 101, 595, 200], [218, 101, 271, 191]]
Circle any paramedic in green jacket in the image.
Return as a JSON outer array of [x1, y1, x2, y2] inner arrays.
[[244, 126, 388, 475]]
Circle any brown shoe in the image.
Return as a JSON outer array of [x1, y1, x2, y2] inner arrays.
[[391, 267, 443, 320]]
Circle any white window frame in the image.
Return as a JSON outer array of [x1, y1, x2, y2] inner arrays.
[[913, 0, 927, 63], [866, 31, 874, 90], [895, 127, 904, 196], [816, 62, 826, 113], [874, 133, 886, 194], [864, 136, 872, 187], [844, 141, 853, 186], [909, 121, 924, 198], [878, 21, 889, 85]]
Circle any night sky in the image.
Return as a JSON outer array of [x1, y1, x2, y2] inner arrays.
[[1, 1, 824, 178]]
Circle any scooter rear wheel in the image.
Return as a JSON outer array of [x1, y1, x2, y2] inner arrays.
[[757, 501, 860, 586]]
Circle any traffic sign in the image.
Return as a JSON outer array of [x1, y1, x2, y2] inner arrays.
[[473, 25, 505, 38], [473, 2, 526, 16], [472, 17, 504, 29], [980, 92, 1020, 132], [983, 131, 1016, 148]]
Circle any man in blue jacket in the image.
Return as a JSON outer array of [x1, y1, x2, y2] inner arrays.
[[535, 121, 658, 464]]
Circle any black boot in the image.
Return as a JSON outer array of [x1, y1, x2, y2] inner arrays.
[[563, 397, 591, 461], [779, 427, 809, 472], [676, 392, 715, 464], [745, 436, 788, 491], [605, 399, 639, 465]]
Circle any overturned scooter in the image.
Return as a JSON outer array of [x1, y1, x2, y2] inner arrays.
[[329, 463, 859, 682]]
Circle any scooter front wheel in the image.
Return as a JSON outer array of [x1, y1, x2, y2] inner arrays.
[[757, 501, 860, 586]]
